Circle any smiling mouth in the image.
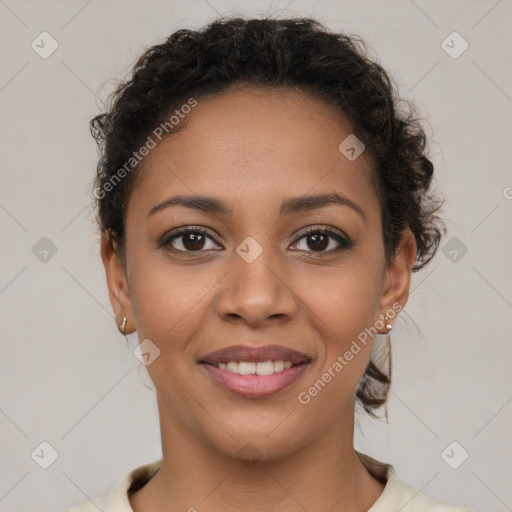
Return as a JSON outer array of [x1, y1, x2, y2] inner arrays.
[[200, 360, 311, 398], [204, 359, 307, 375]]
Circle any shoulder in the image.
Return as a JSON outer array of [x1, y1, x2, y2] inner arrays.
[[357, 452, 472, 512], [65, 459, 162, 512], [371, 467, 473, 512]]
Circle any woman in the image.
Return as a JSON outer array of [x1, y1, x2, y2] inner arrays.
[[68, 16, 471, 512]]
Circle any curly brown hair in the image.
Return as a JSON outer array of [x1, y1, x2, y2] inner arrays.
[[90, 16, 445, 418]]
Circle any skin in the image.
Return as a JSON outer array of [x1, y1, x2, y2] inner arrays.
[[101, 86, 417, 512]]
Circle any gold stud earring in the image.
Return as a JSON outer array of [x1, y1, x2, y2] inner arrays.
[[118, 316, 127, 335]]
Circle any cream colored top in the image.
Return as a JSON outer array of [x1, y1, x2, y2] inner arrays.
[[66, 453, 471, 512]]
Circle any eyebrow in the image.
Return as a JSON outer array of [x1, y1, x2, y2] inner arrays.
[[148, 192, 366, 222]]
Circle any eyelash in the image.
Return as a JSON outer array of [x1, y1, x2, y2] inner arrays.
[[158, 225, 354, 257]]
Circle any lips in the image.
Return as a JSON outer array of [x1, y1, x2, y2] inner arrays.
[[202, 362, 309, 398], [199, 344, 311, 398], [199, 344, 311, 366]]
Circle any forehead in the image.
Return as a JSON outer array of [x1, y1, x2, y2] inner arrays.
[[128, 86, 379, 221]]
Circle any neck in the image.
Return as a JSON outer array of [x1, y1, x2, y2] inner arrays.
[[129, 394, 385, 512]]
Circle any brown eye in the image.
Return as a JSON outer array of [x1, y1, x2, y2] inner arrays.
[[180, 232, 207, 251], [305, 233, 329, 251], [159, 227, 222, 254], [290, 228, 354, 254]]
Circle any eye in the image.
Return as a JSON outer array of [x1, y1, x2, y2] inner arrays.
[[290, 227, 354, 254], [158, 227, 222, 255], [158, 225, 354, 257]]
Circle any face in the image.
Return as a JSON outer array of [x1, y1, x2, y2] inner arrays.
[[102, 86, 416, 461]]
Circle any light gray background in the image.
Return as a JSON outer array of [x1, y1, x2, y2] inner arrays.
[[1, 1, 511, 511]]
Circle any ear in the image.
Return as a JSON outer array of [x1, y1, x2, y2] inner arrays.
[[100, 230, 135, 334], [377, 229, 417, 330]]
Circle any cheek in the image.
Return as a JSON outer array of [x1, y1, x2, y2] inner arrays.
[[126, 250, 219, 351], [303, 258, 383, 332], [299, 260, 383, 383]]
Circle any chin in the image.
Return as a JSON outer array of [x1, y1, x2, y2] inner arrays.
[[203, 420, 311, 464]]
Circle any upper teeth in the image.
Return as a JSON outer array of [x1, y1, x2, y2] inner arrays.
[[217, 360, 294, 375]]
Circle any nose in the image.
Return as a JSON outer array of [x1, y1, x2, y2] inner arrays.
[[214, 242, 298, 329]]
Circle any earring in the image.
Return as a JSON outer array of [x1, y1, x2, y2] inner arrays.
[[118, 316, 127, 335], [384, 315, 392, 383], [386, 330, 392, 377]]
